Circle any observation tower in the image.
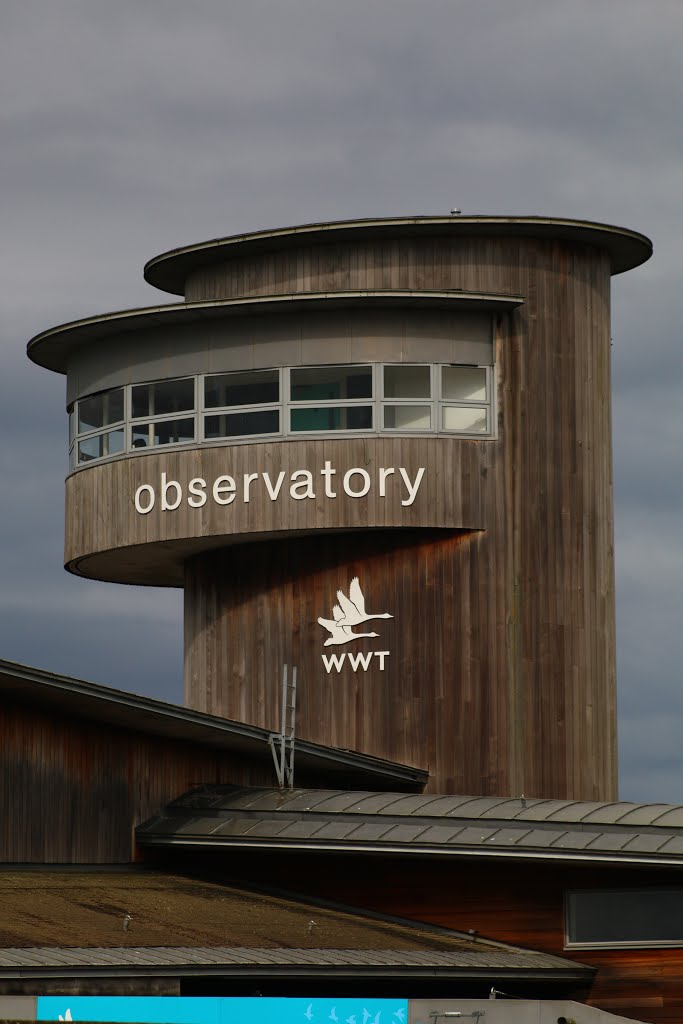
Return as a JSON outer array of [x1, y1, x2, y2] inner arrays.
[[28, 215, 652, 798]]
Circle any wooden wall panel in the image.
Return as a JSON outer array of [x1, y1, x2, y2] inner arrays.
[[185, 531, 491, 789], [183, 514, 610, 800], [64, 436, 488, 585], [183, 238, 534, 302], [0, 700, 278, 863]]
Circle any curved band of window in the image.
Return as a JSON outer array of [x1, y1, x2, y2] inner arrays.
[[69, 363, 494, 468]]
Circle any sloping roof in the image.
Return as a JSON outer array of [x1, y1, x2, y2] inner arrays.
[[0, 871, 588, 981], [0, 659, 426, 790], [137, 785, 683, 866]]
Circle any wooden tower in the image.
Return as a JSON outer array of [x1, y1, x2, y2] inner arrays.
[[28, 216, 652, 798]]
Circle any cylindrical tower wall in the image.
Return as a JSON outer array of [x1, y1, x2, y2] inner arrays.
[[175, 240, 616, 800]]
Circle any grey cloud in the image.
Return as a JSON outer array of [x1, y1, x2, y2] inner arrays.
[[0, 605, 183, 704]]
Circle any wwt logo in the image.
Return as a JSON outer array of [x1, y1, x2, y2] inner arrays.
[[318, 578, 391, 674]]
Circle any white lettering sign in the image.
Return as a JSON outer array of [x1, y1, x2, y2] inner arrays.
[[322, 651, 390, 673], [133, 461, 425, 514]]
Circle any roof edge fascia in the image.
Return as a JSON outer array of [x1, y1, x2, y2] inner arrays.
[[27, 290, 523, 374], [143, 215, 653, 294]]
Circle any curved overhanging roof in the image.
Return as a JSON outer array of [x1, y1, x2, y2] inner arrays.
[[27, 289, 523, 374], [144, 215, 653, 295]]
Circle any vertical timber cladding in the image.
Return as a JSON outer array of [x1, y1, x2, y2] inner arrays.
[[180, 240, 617, 801], [185, 531, 494, 794], [32, 220, 649, 802]]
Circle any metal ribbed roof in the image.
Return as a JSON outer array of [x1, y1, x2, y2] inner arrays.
[[0, 945, 589, 977], [137, 786, 683, 865], [166, 786, 683, 828]]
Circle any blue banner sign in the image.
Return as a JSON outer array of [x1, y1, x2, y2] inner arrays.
[[37, 997, 409, 1024]]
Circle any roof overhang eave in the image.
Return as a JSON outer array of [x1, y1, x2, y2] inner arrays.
[[27, 290, 524, 373], [0, 964, 594, 982], [143, 215, 653, 294], [136, 832, 683, 869]]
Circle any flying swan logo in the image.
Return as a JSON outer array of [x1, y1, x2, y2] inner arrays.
[[318, 578, 392, 673], [318, 578, 392, 646]]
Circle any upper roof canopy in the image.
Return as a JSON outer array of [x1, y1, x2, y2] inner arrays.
[[144, 215, 653, 295], [26, 289, 521, 374]]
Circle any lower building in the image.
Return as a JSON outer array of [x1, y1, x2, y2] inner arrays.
[[0, 657, 680, 1022]]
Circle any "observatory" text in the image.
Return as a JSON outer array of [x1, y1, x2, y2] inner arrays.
[[133, 461, 426, 514]]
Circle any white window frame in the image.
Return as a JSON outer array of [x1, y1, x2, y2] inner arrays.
[[438, 364, 493, 436], [71, 387, 126, 468], [129, 376, 198, 449], [201, 368, 283, 443], [380, 363, 435, 432], [286, 364, 375, 435], [69, 362, 496, 469]]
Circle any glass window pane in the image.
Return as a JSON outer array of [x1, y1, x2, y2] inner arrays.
[[205, 370, 279, 409], [383, 405, 431, 429], [442, 366, 487, 402], [132, 386, 150, 419], [79, 394, 103, 432], [78, 388, 123, 432], [105, 428, 125, 455], [107, 388, 124, 425], [78, 435, 104, 463], [205, 410, 280, 438], [291, 406, 373, 432], [568, 890, 683, 945], [383, 365, 430, 399], [132, 379, 194, 419], [290, 366, 372, 402], [131, 425, 150, 449], [442, 406, 488, 433], [151, 417, 195, 446]]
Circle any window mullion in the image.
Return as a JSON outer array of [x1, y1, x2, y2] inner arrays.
[[195, 374, 200, 446], [125, 385, 132, 453], [375, 363, 380, 434], [283, 367, 290, 438]]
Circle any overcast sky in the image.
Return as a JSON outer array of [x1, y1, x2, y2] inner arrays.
[[1, 0, 681, 803]]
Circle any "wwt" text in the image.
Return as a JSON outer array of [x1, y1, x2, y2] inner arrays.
[[322, 651, 389, 673]]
